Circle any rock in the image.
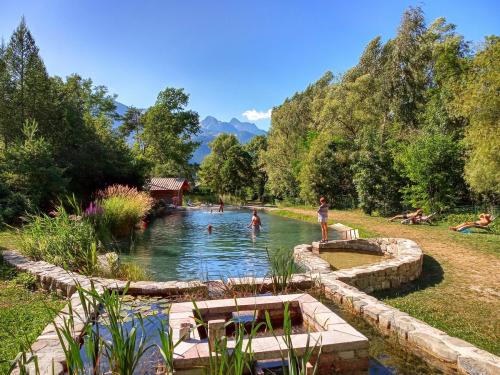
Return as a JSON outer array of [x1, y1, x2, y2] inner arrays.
[[97, 252, 120, 274]]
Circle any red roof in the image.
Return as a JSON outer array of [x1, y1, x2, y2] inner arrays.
[[148, 178, 189, 191]]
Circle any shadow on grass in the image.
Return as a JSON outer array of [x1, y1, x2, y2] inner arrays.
[[371, 254, 444, 299]]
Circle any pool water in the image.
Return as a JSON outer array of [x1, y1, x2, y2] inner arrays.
[[320, 251, 388, 270], [121, 208, 336, 281]]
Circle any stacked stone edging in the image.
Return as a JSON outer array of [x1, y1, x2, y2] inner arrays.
[[293, 238, 500, 374], [2, 250, 207, 297], [319, 277, 500, 375], [3, 239, 500, 375], [294, 238, 423, 293]]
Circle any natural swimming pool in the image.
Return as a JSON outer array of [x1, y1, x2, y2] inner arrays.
[[121, 208, 335, 281]]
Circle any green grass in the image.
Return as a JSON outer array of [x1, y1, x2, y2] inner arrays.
[[372, 254, 500, 354], [0, 254, 65, 374], [271, 208, 380, 238], [0, 229, 20, 250]]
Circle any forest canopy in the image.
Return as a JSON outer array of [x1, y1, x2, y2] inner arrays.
[[260, 6, 499, 214]]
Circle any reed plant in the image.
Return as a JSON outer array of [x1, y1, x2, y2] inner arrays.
[[20, 206, 101, 274], [97, 185, 153, 238], [264, 302, 321, 375], [192, 299, 264, 375], [266, 247, 297, 294]]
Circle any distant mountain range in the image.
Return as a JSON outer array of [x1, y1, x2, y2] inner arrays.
[[192, 116, 267, 164], [113, 101, 266, 164]]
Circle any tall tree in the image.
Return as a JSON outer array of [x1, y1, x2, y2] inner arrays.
[[199, 134, 253, 196], [2, 17, 53, 144], [140, 88, 200, 178], [243, 135, 268, 201], [1, 120, 67, 211], [455, 36, 500, 200]]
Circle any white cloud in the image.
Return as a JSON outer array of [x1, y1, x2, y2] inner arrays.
[[242, 108, 272, 121]]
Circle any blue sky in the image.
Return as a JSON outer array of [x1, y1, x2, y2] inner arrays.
[[1, 1, 499, 130]]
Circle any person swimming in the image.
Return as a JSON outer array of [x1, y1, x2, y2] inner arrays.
[[248, 209, 262, 230], [207, 224, 213, 234]]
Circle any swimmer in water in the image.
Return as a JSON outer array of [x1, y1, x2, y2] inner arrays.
[[207, 224, 213, 234], [248, 209, 262, 230]]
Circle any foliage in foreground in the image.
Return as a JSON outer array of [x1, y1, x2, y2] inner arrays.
[[9, 283, 321, 375], [0, 256, 64, 375]]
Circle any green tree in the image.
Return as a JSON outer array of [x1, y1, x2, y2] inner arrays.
[[1, 120, 67, 211], [395, 132, 464, 212], [299, 133, 357, 208], [1, 18, 53, 144], [199, 134, 253, 196], [243, 135, 268, 201], [264, 73, 332, 199], [140, 88, 200, 178], [455, 36, 500, 200], [352, 129, 402, 216]]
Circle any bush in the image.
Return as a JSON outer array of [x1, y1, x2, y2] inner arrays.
[[20, 207, 101, 274], [97, 185, 153, 238], [11, 272, 37, 290]]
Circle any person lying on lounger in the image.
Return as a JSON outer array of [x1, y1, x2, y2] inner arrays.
[[388, 208, 423, 222], [449, 213, 493, 231]]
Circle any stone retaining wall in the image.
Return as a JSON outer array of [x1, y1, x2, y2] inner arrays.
[[294, 238, 423, 293], [319, 278, 500, 375], [3, 241, 500, 375], [2, 250, 207, 297]]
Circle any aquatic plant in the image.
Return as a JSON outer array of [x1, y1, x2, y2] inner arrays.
[[97, 185, 153, 238], [20, 206, 102, 274], [266, 247, 297, 293], [192, 298, 264, 375], [156, 313, 183, 375], [265, 302, 321, 375]]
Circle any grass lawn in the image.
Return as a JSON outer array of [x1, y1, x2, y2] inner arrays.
[[0, 230, 65, 374], [270, 207, 500, 355]]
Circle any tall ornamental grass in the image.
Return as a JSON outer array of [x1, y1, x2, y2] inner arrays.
[[97, 185, 153, 238], [20, 207, 101, 274]]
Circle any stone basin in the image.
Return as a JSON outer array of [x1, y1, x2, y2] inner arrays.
[[169, 293, 369, 374]]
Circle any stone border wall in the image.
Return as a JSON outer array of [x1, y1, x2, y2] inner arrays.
[[2, 250, 207, 297], [3, 242, 500, 375], [292, 238, 500, 374], [294, 238, 423, 293]]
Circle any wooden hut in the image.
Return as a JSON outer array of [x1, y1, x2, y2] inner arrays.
[[147, 177, 190, 206]]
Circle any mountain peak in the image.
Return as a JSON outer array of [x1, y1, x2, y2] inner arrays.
[[192, 116, 267, 164]]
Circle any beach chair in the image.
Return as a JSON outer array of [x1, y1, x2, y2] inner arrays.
[[341, 229, 359, 240]]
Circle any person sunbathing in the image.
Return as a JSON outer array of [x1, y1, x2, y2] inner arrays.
[[389, 209, 423, 222], [449, 213, 492, 231]]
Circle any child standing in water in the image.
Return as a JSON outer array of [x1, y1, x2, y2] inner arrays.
[[317, 197, 329, 243]]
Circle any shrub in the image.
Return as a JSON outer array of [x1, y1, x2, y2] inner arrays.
[[11, 272, 37, 290], [20, 207, 101, 274], [97, 185, 153, 238]]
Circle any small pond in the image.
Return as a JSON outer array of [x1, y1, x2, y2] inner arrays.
[[320, 250, 389, 270], [121, 208, 337, 281]]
